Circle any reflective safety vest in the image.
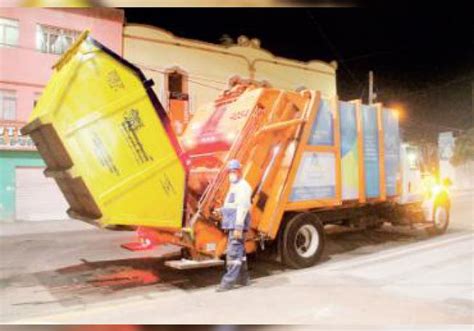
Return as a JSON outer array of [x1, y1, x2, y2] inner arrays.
[[221, 178, 252, 231]]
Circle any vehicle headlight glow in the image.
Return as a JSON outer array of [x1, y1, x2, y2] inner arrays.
[[431, 184, 443, 196], [407, 152, 417, 164]]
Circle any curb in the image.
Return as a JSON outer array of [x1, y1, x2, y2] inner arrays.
[[0, 219, 96, 237]]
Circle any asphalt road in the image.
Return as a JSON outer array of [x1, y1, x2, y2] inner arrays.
[[0, 192, 472, 325]]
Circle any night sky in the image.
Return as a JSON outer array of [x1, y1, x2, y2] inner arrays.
[[125, 8, 473, 142]]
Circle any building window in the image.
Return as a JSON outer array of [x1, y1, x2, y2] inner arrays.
[[36, 24, 80, 55], [169, 72, 183, 94], [0, 90, 17, 121], [0, 18, 19, 47], [166, 69, 189, 100]]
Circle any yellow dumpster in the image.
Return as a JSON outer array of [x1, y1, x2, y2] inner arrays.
[[21, 31, 187, 230]]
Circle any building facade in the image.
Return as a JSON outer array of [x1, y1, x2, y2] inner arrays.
[[0, 12, 338, 222], [123, 24, 338, 135], [0, 8, 124, 221]]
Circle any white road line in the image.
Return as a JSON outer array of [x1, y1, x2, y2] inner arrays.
[[296, 232, 474, 275]]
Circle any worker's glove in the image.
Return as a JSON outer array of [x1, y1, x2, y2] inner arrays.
[[211, 208, 222, 218], [233, 230, 243, 240]]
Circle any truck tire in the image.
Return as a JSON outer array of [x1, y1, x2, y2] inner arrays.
[[281, 213, 325, 269], [429, 204, 450, 235]]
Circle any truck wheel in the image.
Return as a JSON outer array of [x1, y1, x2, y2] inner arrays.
[[367, 219, 385, 230], [429, 204, 450, 235], [281, 213, 325, 269]]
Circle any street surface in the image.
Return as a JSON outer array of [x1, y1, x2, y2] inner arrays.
[[0, 191, 472, 325]]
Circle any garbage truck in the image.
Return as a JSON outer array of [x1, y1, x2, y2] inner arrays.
[[21, 32, 451, 269]]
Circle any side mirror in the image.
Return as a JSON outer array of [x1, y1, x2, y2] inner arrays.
[[443, 178, 452, 187]]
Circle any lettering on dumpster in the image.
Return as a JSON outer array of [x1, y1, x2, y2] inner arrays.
[[106, 70, 125, 91], [159, 172, 177, 197], [121, 109, 153, 165], [92, 132, 120, 176]]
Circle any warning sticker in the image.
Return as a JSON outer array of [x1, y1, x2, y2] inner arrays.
[[159, 172, 177, 197], [91, 132, 120, 176], [121, 109, 154, 165], [106, 70, 125, 91]]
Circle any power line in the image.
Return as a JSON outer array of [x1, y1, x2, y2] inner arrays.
[[187, 78, 225, 91], [132, 62, 229, 86], [339, 50, 396, 63], [305, 10, 363, 91], [392, 77, 473, 99], [402, 119, 467, 133]]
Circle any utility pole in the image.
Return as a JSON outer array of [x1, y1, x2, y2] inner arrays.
[[368, 70, 374, 105]]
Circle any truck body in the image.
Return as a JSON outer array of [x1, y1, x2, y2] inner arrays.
[[22, 33, 450, 269]]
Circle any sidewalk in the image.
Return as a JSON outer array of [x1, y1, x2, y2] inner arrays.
[[0, 219, 96, 237], [1, 189, 471, 238]]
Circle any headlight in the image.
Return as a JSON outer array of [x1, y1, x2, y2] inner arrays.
[[432, 184, 443, 196]]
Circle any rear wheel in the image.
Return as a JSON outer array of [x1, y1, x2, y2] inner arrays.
[[281, 213, 325, 269], [429, 204, 450, 235]]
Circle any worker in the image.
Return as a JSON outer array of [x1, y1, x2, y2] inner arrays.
[[216, 159, 252, 292]]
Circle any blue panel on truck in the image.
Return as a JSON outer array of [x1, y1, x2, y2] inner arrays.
[[307, 99, 333, 146], [383, 109, 400, 196], [339, 101, 359, 200], [362, 105, 380, 198], [289, 152, 336, 201]]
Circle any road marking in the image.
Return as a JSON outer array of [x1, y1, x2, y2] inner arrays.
[[304, 232, 473, 274]]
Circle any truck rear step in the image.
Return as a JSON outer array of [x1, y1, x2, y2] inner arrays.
[[165, 259, 224, 270]]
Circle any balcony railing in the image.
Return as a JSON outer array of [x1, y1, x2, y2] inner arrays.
[[0, 120, 36, 151]]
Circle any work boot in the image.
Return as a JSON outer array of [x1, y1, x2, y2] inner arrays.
[[238, 261, 250, 286], [216, 284, 233, 292], [238, 278, 250, 287]]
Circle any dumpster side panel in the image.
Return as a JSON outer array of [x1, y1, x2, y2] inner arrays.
[[339, 101, 359, 200], [289, 151, 336, 201], [289, 99, 337, 202], [307, 99, 334, 146], [361, 105, 380, 199], [22, 35, 187, 229], [284, 96, 342, 210], [383, 108, 400, 197]]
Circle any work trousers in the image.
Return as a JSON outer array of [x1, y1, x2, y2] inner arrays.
[[220, 231, 249, 287]]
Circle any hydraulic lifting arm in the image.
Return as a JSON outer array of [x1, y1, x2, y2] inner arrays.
[[188, 89, 318, 258]]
